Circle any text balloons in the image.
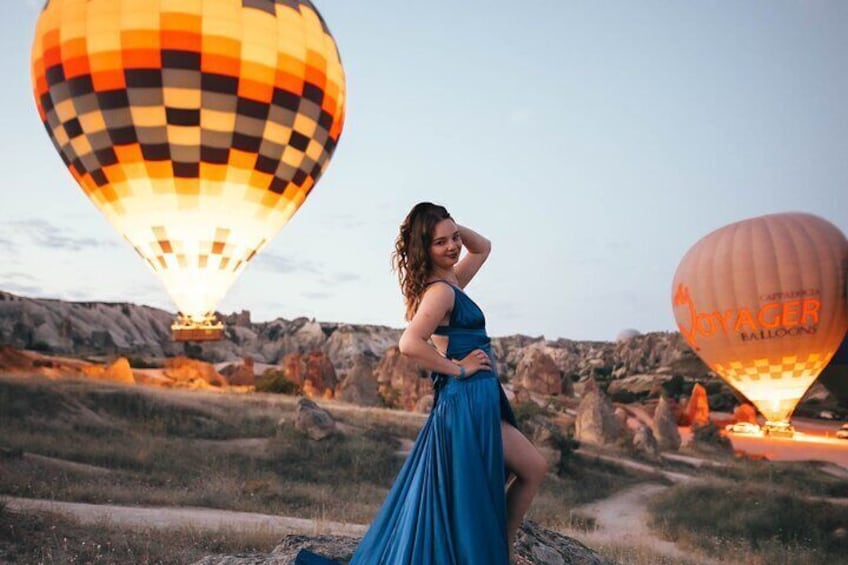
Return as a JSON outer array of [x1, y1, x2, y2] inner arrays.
[[672, 213, 848, 428], [31, 0, 345, 335]]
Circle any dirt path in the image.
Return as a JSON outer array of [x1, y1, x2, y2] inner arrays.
[[5, 497, 367, 538], [572, 483, 716, 564]]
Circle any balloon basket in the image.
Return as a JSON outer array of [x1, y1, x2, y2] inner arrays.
[[171, 317, 224, 342], [762, 421, 795, 438]]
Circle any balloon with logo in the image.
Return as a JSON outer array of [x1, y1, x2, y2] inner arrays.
[[31, 0, 346, 340], [671, 213, 848, 434], [817, 334, 848, 408]]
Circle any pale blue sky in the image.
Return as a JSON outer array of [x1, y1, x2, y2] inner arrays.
[[1, 1, 846, 340]]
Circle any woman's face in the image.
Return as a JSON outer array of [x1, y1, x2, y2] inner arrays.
[[428, 218, 461, 271]]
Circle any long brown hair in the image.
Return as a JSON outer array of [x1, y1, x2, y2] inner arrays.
[[392, 202, 452, 320]]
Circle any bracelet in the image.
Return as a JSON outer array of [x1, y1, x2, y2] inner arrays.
[[457, 364, 466, 379]]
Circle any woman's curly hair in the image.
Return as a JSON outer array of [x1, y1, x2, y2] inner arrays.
[[392, 202, 452, 320]]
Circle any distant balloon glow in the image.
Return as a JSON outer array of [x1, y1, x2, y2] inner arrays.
[[30, 0, 346, 335], [672, 213, 848, 428]]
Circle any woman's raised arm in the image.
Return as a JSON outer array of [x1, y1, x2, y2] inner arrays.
[[454, 224, 491, 288]]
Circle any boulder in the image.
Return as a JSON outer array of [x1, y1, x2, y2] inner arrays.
[[574, 387, 621, 446], [192, 521, 612, 564], [336, 354, 380, 407], [516, 348, 568, 396], [294, 398, 336, 441], [104, 357, 135, 384], [651, 395, 681, 451], [632, 424, 659, 460]]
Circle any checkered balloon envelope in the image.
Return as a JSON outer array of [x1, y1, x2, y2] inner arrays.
[[671, 212, 848, 430], [31, 0, 345, 336]]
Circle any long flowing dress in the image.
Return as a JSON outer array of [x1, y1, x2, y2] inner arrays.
[[348, 280, 518, 565]]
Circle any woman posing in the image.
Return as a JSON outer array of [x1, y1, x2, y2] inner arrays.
[[348, 202, 548, 564]]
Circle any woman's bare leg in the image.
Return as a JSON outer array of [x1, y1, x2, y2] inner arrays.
[[501, 422, 548, 559]]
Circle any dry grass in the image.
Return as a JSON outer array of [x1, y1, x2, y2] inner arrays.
[[7, 373, 848, 564], [583, 540, 703, 565], [648, 481, 848, 564], [0, 507, 280, 564], [0, 376, 400, 524]]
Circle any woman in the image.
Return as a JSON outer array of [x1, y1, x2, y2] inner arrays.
[[348, 202, 548, 564]]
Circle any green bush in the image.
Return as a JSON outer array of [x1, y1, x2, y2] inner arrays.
[[126, 356, 162, 369], [692, 422, 732, 450], [255, 369, 300, 395], [511, 400, 551, 428]]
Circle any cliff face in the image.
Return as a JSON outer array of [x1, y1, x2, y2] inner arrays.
[[0, 290, 712, 392]]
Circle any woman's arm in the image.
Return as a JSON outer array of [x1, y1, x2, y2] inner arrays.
[[398, 282, 491, 376], [454, 224, 491, 288]]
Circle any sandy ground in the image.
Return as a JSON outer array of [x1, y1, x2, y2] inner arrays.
[[572, 483, 717, 565], [5, 497, 367, 538]]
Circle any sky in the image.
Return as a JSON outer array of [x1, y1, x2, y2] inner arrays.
[[1, 0, 846, 341]]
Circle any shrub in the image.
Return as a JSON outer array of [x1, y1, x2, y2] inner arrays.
[[692, 422, 732, 450], [255, 369, 300, 395], [511, 400, 551, 428]]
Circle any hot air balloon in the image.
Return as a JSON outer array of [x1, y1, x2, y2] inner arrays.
[[31, 0, 346, 341], [817, 334, 848, 409], [672, 213, 848, 436]]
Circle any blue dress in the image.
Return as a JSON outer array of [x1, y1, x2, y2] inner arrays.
[[348, 280, 518, 565]]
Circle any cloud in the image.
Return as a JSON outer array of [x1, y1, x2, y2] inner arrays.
[[252, 251, 322, 275], [329, 272, 361, 283], [6, 219, 115, 251], [302, 291, 331, 300], [0, 273, 44, 296]]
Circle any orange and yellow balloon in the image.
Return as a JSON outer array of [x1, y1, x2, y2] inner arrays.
[[31, 0, 345, 337], [672, 213, 848, 430]]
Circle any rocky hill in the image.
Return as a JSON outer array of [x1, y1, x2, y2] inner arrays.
[[0, 290, 711, 389]]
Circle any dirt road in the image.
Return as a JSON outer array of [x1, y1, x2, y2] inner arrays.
[[4, 497, 367, 538]]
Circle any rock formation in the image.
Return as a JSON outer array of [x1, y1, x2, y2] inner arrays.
[[632, 424, 659, 459], [684, 383, 710, 426], [733, 403, 758, 424], [163, 356, 227, 388], [373, 346, 431, 411], [516, 347, 568, 396], [282, 351, 337, 397], [220, 357, 256, 386], [574, 384, 621, 446], [192, 521, 612, 564], [104, 357, 135, 384], [336, 353, 380, 407], [652, 395, 681, 451]]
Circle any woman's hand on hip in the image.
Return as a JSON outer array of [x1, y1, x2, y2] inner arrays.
[[458, 349, 492, 377]]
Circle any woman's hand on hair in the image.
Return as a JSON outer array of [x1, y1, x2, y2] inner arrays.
[[457, 349, 492, 377]]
